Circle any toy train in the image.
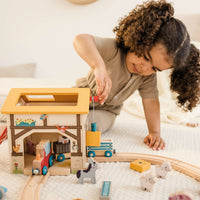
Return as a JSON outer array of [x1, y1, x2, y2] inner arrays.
[[32, 136, 70, 175]]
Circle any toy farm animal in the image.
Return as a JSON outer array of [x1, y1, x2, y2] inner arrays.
[[76, 158, 98, 184], [155, 162, 172, 178], [12, 144, 20, 153], [169, 191, 193, 200], [140, 172, 156, 192]]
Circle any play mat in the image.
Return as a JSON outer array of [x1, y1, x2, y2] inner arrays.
[[0, 110, 200, 200]]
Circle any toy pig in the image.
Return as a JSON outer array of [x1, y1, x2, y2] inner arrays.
[[169, 191, 193, 200]]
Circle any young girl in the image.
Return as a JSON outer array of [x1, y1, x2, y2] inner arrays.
[[73, 0, 200, 151]]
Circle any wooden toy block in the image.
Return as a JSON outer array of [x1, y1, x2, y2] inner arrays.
[[100, 181, 111, 200], [130, 159, 151, 172], [86, 130, 101, 147]]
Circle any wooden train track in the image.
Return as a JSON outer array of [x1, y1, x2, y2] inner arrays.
[[94, 153, 200, 182], [18, 172, 50, 200], [18, 153, 200, 200]]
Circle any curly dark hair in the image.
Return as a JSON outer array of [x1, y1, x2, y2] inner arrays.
[[171, 44, 200, 111], [113, 0, 200, 111]]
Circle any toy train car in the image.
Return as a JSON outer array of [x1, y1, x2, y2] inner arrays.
[[87, 139, 116, 158], [53, 139, 70, 162], [32, 139, 54, 175], [32, 137, 71, 175]]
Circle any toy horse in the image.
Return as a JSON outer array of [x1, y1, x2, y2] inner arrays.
[[76, 158, 98, 184], [155, 162, 172, 178]]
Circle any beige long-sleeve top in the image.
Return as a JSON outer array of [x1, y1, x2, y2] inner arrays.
[[76, 36, 158, 115]]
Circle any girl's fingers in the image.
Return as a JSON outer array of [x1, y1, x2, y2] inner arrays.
[[149, 136, 156, 147], [144, 136, 150, 146], [153, 137, 161, 150], [98, 78, 112, 104]]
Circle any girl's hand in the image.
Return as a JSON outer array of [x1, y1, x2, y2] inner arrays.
[[143, 133, 165, 151], [94, 66, 112, 105]]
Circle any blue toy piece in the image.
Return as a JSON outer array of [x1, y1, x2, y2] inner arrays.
[[88, 151, 96, 158], [49, 155, 54, 167], [42, 166, 48, 175], [91, 122, 97, 132], [0, 186, 7, 199], [57, 154, 65, 162], [100, 181, 111, 200], [105, 150, 112, 157]]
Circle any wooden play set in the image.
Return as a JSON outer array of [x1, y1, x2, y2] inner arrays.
[[1, 87, 200, 200], [1, 88, 90, 175]]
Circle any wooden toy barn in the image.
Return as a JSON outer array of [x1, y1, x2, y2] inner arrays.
[[1, 88, 90, 175]]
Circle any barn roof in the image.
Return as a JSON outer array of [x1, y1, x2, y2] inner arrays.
[[1, 88, 90, 114]]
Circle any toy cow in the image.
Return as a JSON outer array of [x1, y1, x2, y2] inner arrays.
[[156, 162, 172, 178], [169, 191, 193, 200], [140, 172, 156, 192]]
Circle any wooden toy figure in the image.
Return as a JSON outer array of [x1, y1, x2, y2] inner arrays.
[[169, 191, 193, 200], [140, 172, 156, 192], [76, 158, 98, 184], [155, 162, 172, 178]]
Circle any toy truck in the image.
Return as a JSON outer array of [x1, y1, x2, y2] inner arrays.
[[87, 139, 115, 158]]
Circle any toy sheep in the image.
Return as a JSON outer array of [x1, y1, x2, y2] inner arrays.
[[155, 162, 172, 178], [140, 172, 156, 192]]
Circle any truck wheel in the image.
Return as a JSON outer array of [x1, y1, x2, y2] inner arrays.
[[88, 151, 95, 157], [105, 151, 112, 157]]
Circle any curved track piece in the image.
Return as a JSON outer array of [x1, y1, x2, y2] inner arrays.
[[93, 153, 200, 181]]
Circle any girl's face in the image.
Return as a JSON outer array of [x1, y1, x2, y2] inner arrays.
[[126, 43, 172, 76]]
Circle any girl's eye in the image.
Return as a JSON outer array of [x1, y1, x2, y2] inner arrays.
[[144, 55, 149, 61], [152, 67, 157, 72]]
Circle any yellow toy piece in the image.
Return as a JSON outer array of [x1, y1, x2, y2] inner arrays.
[[86, 130, 101, 146], [1, 88, 90, 114], [130, 159, 151, 173]]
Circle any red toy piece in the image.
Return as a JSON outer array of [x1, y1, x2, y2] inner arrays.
[[0, 125, 7, 145], [89, 96, 99, 102]]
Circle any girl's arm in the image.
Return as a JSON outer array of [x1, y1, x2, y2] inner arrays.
[[142, 98, 165, 150], [73, 34, 112, 105]]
